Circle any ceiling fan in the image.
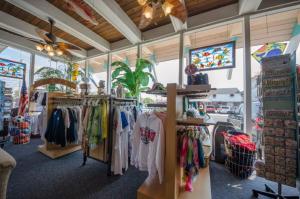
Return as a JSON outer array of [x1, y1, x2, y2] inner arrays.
[[138, 0, 187, 29], [34, 18, 81, 58]]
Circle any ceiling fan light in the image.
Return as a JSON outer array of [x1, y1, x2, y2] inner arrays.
[[143, 5, 153, 19], [55, 49, 63, 56], [36, 44, 44, 51], [162, 1, 174, 16], [48, 51, 55, 57], [138, 0, 147, 6], [44, 44, 53, 52]]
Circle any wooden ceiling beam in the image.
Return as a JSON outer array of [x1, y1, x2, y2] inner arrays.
[[0, 11, 87, 58], [239, 0, 262, 15], [6, 0, 110, 52], [84, 0, 141, 44], [170, 0, 187, 32]]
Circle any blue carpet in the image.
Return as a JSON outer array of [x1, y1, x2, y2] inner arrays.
[[3, 139, 299, 199]]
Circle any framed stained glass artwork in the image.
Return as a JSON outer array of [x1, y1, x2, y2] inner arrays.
[[189, 41, 236, 72], [252, 42, 287, 64], [0, 58, 26, 79]]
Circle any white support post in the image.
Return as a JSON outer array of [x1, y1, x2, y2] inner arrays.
[[179, 31, 184, 87], [137, 43, 142, 59], [84, 60, 89, 83], [107, 53, 112, 94], [29, 53, 35, 87], [243, 15, 252, 134]]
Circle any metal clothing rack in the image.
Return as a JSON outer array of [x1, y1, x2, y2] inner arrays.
[[82, 95, 137, 176], [82, 95, 111, 173], [107, 97, 137, 176]]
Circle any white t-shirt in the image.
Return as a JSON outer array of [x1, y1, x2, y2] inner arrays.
[[131, 112, 164, 184]]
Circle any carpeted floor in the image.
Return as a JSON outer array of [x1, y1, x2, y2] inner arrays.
[[4, 139, 299, 199]]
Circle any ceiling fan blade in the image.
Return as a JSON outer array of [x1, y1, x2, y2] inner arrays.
[[61, 48, 73, 58], [0, 28, 44, 44], [56, 42, 81, 50], [169, 0, 187, 23], [36, 28, 53, 43]]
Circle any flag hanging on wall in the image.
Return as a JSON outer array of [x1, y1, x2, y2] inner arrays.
[[18, 78, 28, 116]]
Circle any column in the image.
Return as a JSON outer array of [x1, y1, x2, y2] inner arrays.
[[29, 53, 35, 87], [107, 53, 112, 94], [179, 31, 184, 87], [243, 15, 252, 134]]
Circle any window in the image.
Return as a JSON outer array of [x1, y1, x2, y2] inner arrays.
[[86, 55, 108, 94], [140, 35, 180, 103], [184, 22, 244, 129], [0, 46, 31, 108]]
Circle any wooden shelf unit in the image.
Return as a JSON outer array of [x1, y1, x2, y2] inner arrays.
[[137, 83, 212, 199]]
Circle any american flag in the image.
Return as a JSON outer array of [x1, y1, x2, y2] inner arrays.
[[18, 78, 28, 116]]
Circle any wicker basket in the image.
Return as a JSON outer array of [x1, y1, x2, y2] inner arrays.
[[224, 135, 256, 179]]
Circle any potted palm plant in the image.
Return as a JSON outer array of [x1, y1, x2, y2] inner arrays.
[[111, 58, 155, 98]]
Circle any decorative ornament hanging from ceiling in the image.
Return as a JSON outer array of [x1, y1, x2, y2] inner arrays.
[[64, 0, 99, 26], [138, 0, 187, 29]]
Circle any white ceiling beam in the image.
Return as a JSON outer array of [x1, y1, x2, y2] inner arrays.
[[239, 0, 262, 15], [84, 0, 141, 44], [0, 11, 87, 58], [0, 29, 66, 62], [170, 0, 187, 32], [6, 0, 110, 52]]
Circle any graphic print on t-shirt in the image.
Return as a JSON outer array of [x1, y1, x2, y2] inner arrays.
[[140, 126, 156, 144]]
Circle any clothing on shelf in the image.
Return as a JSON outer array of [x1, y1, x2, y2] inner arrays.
[[177, 126, 208, 192], [111, 103, 137, 175], [131, 112, 165, 184], [45, 106, 82, 147]]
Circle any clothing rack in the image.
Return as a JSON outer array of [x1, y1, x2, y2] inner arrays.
[[108, 97, 137, 176], [82, 95, 110, 175], [38, 93, 83, 159], [82, 95, 137, 176]]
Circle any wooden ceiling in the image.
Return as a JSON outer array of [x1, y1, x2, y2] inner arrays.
[[116, 0, 238, 31], [0, 0, 239, 52], [47, 0, 125, 43], [0, 1, 93, 50]]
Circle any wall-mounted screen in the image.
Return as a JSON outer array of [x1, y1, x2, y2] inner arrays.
[[0, 58, 26, 79], [189, 41, 236, 72]]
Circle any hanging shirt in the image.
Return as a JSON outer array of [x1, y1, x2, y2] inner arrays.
[[101, 100, 108, 139], [131, 112, 165, 184], [111, 108, 123, 175]]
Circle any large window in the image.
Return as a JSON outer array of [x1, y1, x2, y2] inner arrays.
[[184, 22, 245, 131], [34, 55, 67, 81], [86, 55, 108, 94], [0, 46, 31, 107]]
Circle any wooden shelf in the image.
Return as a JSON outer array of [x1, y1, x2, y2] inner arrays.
[[176, 118, 205, 126], [145, 85, 214, 96], [176, 85, 213, 95], [178, 167, 211, 199]]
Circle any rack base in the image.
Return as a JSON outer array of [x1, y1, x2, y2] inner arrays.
[[179, 167, 211, 199], [252, 183, 299, 199], [137, 176, 165, 199], [38, 144, 81, 159]]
